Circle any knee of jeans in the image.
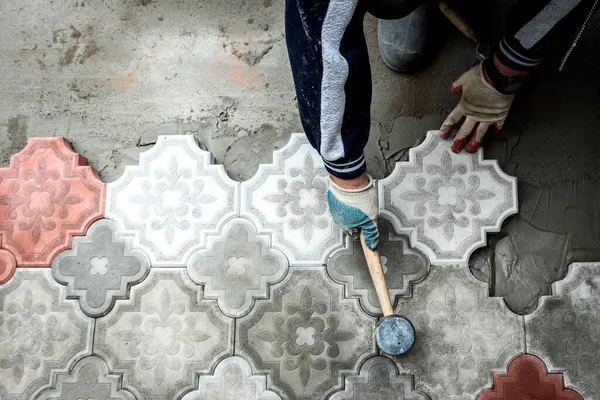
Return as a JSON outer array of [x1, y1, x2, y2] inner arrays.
[[366, 0, 429, 19]]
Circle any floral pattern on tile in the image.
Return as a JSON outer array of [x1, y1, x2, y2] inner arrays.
[[94, 269, 233, 399], [393, 265, 524, 399], [187, 218, 288, 318], [241, 133, 343, 266], [379, 131, 518, 265], [0, 269, 93, 400], [237, 268, 376, 399], [106, 135, 239, 266], [327, 217, 429, 316], [51, 219, 151, 317], [0, 138, 106, 267]]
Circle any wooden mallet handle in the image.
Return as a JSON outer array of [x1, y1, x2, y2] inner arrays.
[[359, 234, 394, 317]]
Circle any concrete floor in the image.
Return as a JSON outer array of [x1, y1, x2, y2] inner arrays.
[[1, 0, 600, 313]]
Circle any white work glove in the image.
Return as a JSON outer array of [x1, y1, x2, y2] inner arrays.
[[327, 174, 379, 250], [440, 63, 515, 153]]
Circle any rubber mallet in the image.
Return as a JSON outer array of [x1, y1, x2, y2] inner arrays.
[[360, 233, 415, 355]]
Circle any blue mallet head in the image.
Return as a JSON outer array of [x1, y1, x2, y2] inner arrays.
[[376, 315, 415, 355]]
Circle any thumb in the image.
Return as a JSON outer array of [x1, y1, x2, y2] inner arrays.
[[451, 72, 467, 93]]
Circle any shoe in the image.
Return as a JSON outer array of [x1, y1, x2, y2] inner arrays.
[[377, 1, 438, 73]]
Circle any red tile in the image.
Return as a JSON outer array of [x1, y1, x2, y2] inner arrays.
[[0, 138, 105, 267], [0, 244, 17, 284], [478, 354, 583, 400]]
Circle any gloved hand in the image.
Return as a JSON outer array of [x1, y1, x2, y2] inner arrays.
[[440, 63, 515, 153], [327, 174, 379, 250]]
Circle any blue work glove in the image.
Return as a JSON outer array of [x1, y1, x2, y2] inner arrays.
[[327, 174, 379, 250]]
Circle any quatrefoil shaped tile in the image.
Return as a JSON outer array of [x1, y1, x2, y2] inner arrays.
[[52, 219, 151, 317], [327, 216, 429, 316], [379, 131, 518, 266], [477, 354, 583, 400], [187, 218, 289, 318], [0, 137, 106, 268], [330, 356, 431, 399], [241, 133, 343, 266], [182, 356, 281, 400], [106, 135, 239, 266], [35, 356, 137, 399]]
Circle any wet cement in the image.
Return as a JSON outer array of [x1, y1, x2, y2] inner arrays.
[[1, 0, 599, 314]]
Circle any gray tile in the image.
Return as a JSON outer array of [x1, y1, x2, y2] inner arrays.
[[181, 356, 282, 400], [94, 269, 234, 399], [241, 133, 344, 266], [393, 265, 524, 399], [33, 355, 137, 399], [329, 356, 431, 400], [106, 135, 240, 267], [379, 131, 518, 266], [327, 217, 429, 316], [236, 268, 377, 400], [187, 218, 289, 318], [51, 219, 151, 318], [0, 269, 94, 400], [525, 262, 600, 399]]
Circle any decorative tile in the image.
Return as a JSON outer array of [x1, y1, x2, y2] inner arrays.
[[0, 137, 106, 267], [0, 245, 17, 284], [94, 269, 234, 399], [0, 269, 94, 400], [51, 219, 151, 318], [187, 218, 288, 318], [525, 262, 600, 399], [393, 265, 524, 399], [477, 354, 583, 400], [106, 135, 239, 267], [236, 268, 376, 400], [330, 356, 431, 399], [327, 217, 429, 316], [33, 355, 138, 399], [181, 356, 281, 400], [241, 133, 343, 266], [379, 131, 518, 266]]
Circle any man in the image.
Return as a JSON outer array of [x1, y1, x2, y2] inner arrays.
[[285, 0, 598, 250]]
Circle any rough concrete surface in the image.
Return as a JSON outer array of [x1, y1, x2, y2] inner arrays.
[[1, 0, 599, 314]]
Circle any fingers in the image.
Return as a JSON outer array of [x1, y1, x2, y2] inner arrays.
[[451, 117, 476, 153], [490, 122, 503, 136], [440, 107, 464, 139], [466, 123, 490, 153]]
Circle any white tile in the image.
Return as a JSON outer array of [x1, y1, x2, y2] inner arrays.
[[379, 131, 518, 266], [241, 133, 343, 266], [106, 135, 239, 267]]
